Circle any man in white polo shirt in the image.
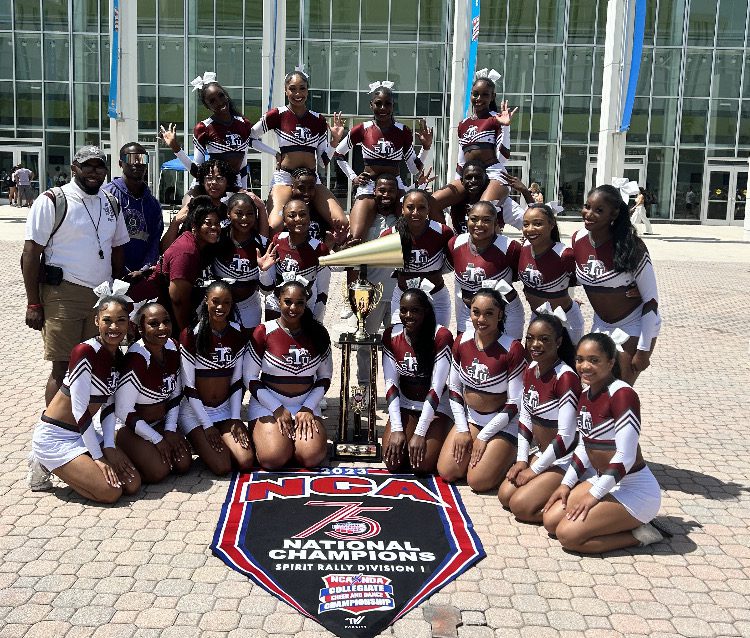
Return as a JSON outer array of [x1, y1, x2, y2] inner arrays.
[[13, 164, 35, 207], [22, 146, 129, 404]]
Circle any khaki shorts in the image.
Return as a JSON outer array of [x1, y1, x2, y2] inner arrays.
[[40, 280, 98, 362]]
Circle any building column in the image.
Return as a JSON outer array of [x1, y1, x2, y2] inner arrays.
[[260, 0, 286, 197], [447, 0, 470, 185], [108, 0, 138, 177]]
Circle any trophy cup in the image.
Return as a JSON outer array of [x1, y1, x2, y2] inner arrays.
[[318, 233, 406, 460]]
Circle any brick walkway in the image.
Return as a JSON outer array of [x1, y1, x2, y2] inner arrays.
[[1, 226, 749, 637]]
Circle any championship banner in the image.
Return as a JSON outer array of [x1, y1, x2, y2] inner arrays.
[[212, 469, 485, 638]]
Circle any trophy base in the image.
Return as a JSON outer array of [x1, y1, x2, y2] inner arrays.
[[333, 436, 381, 461]]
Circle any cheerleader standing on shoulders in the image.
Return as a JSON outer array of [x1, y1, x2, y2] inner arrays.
[[245, 278, 331, 469], [265, 198, 331, 321], [573, 185, 661, 384], [250, 69, 347, 234], [380, 190, 453, 326], [334, 81, 433, 239], [498, 313, 581, 522], [29, 290, 140, 502], [381, 286, 454, 474], [213, 193, 277, 333], [178, 281, 254, 475], [520, 203, 584, 344], [115, 303, 192, 483], [447, 201, 524, 338], [437, 285, 526, 492], [542, 333, 663, 552]]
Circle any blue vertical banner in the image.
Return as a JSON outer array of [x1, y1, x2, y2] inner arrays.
[[463, 0, 481, 118], [619, 0, 646, 131], [107, 0, 121, 119]]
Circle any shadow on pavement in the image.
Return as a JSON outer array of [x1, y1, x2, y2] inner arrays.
[[649, 461, 748, 500]]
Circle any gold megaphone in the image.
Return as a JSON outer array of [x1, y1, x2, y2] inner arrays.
[[319, 232, 405, 268]]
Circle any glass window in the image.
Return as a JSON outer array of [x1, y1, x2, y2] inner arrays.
[[285, 41, 300, 75], [739, 101, 750, 153], [504, 47, 534, 95], [16, 34, 42, 82], [627, 97, 650, 144], [529, 144, 556, 197], [687, 0, 717, 47], [15, 3, 41, 30], [244, 39, 262, 88], [537, 0, 565, 43], [534, 47, 562, 94], [531, 95, 560, 142], [565, 48, 594, 95], [138, 0, 156, 33], [394, 92, 415, 117], [712, 51, 743, 100], [568, 0, 598, 43], [417, 44, 445, 93], [45, 82, 71, 128], [306, 41, 330, 91], [101, 35, 110, 84], [331, 43, 361, 90], [635, 48, 653, 97], [0, 34, 12, 79], [188, 37, 215, 83], [708, 99, 738, 147], [73, 0, 100, 33], [558, 146, 588, 211], [246, 0, 263, 38], [361, 1, 390, 40], [651, 48, 682, 96], [330, 90, 358, 114], [17, 82, 43, 128], [648, 97, 677, 146], [308, 89, 328, 114], [216, 40, 244, 87], [645, 147, 674, 219], [674, 147, 704, 219], [716, 0, 748, 47], [159, 38, 184, 85], [138, 85, 157, 132], [287, 0, 300, 37], [74, 35, 100, 83], [505, 94, 531, 144], [43, 3, 69, 31], [644, 0, 657, 43], [0, 82, 12, 127], [655, 0, 686, 46], [476, 47, 505, 94], [389, 45, 418, 93], [138, 37, 157, 85], [158, 84, 184, 129], [683, 51, 712, 98], [162, 0, 185, 34], [244, 87, 262, 123], [45, 36, 70, 82], [391, 2, 419, 41], [419, 0, 449, 41], [506, 0, 536, 43], [680, 98, 709, 145], [416, 92, 447, 117], [591, 48, 604, 95], [0, 2, 11, 29], [561, 96, 591, 142], [217, 0, 244, 36], [332, 0, 360, 41], [359, 43, 389, 90]]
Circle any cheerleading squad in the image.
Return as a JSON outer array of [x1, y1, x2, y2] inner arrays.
[[27, 68, 664, 552]]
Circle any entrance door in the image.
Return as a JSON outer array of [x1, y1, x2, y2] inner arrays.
[[703, 167, 748, 226], [0, 146, 44, 198]]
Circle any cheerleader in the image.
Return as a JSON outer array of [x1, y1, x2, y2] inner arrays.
[[432, 71, 517, 216], [288, 167, 349, 247], [29, 291, 141, 502], [265, 198, 331, 321], [447, 201, 524, 338], [178, 281, 254, 475], [213, 193, 277, 332], [115, 303, 192, 483], [380, 190, 453, 326], [498, 313, 581, 522], [437, 285, 526, 492], [520, 203, 584, 344], [334, 81, 433, 239], [573, 185, 661, 384], [250, 69, 348, 234], [542, 333, 664, 552], [245, 277, 331, 469], [381, 285, 453, 473]]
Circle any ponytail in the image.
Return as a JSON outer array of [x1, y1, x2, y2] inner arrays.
[[589, 185, 644, 273]]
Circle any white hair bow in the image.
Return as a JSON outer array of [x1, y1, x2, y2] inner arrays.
[[545, 201, 564, 215], [405, 277, 435, 300], [480, 278, 513, 300], [475, 68, 502, 83], [535, 302, 570, 328], [202, 277, 237, 288], [294, 65, 309, 81], [611, 177, 640, 203], [368, 80, 395, 92], [93, 279, 133, 308], [281, 271, 310, 288], [594, 327, 630, 352], [129, 298, 158, 321], [190, 71, 217, 92]]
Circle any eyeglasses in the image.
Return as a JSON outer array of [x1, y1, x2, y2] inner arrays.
[[204, 175, 228, 184], [77, 162, 108, 174]]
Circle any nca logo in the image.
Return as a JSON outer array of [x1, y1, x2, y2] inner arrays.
[[577, 407, 593, 433], [463, 262, 486, 284], [231, 255, 252, 275], [465, 125, 479, 139], [345, 615, 366, 628], [410, 248, 430, 267], [374, 138, 394, 155], [402, 352, 419, 373], [225, 132, 243, 148], [525, 385, 540, 410], [285, 345, 311, 366], [278, 256, 299, 274], [161, 373, 177, 397], [295, 126, 312, 141], [522, 264, 544, 287], [212, 346, 233, 365], [466, 358, 489, 383], [294, 501, 392, 541], [583, 255, 606, 278]]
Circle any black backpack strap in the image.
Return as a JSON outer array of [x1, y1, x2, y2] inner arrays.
[[47, 186, 68, 244]]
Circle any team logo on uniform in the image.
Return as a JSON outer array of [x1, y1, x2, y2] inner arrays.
[[522, 264, 543, 287], [231, 255, 253, 275], [195, 265, 213, 289], [104, 201, 117, 222], [463, 263, 486, 284], [402, 352, 419, 374], [374, 138, 394, 155], [161, 373, 177, 397], [465, 125, 479, 139], [582, 255, 606, 278], [409, 249, 429, 267], [295, 126, 312, 141], [285, 345, 311, 366], [225, 133, 243, 148], [577, 406, 593, 433], [106, 370, 120, 393], [212, 346, 233, 365], [309, 221, 322, 240], [525, 385, 540, 410], [466, 358, 489, 383], [278, 256, 300, 273]]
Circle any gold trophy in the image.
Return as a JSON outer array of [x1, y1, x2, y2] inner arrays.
[[319, 233, 406, 460]]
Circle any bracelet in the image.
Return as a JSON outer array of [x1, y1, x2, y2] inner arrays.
[[27, 303, 43, 311]]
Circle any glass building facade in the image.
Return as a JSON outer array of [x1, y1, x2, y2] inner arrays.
[[1, 0, 747, 224]]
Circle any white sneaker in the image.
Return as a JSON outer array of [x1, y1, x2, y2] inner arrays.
[[27, 454, 53, 491], [320, 398, 328, 411], [632, 523, 664, 546]]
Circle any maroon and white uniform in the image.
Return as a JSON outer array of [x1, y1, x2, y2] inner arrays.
[[455, 113, 510, 180], [447, 232, 524, 338], [448, 329, 526, 441], [519, 241, 584, 343], [382, 325, 453, 436], [571, 229, 661, 351], [244, 320, 332, 419], [178, 324, 246, 433], [31, 338, 121, 469], [115, 339, 182, 444], [562, 379, 661, 523], [265, 231, 331, 320], [517, 361, 581, 473]]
